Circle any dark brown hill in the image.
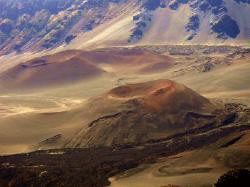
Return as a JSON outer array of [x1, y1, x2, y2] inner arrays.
[[66, 79, 214, 148]]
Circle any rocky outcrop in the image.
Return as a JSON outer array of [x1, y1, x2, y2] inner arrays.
[[211, 15, 240, 39], [180, 0, 240, 39]]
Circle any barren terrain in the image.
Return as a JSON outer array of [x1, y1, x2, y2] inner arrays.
[[0, 45, 249, 155], [0, 45, 249, 187]]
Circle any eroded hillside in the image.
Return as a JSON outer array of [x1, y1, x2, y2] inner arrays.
[[0, 0, 250, 55]]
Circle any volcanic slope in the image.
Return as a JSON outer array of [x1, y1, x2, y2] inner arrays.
[[0, 52, 104, 89], [0, 49, 173, 90], [66, 79, 215, 148]]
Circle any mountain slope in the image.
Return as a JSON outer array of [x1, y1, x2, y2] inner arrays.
[[0, 0, 249, 55]]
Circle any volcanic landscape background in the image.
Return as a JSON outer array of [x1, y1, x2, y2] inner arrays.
[[0, 0, 249, 187]]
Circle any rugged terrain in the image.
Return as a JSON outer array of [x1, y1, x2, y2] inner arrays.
[[0, 45, 249, 186], [0, 0, 250, 55], [0, 45, 250, 154], [0, 0, 249, 187]]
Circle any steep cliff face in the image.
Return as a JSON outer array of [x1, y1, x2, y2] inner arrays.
[[0, 0, 249, 55]]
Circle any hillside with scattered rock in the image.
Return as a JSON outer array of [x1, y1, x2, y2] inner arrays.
[[0, 0, 249, 55]]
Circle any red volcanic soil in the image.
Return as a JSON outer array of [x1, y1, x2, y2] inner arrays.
[[139, 62, 172, 73], [0, 56, 104, 88], [66, 79, 213, 148], [108, 79, 177, 98], [24, 50, 83, 65], [0, 48, 174, 89], [77, 48, 173, 68], [108, 79, 210, 113]]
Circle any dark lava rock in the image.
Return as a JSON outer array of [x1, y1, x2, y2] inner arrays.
[[143, 0, 161, 10], [65, 35, 76, 44], [234, 0, 250, 4], [190, 0, 226, 13], [186, 15, 200, 32], [0, 19, 13, 34], [178, 0, 189, 3], [169, 0, 188, 10], [215, 169, 250, 187], [222, 113, 238, 125], [133, 15, 141, 21], [199, 1, 211, 11], [136, 21, 147, 28], [202, 61, 215, 72], [129, 29, 144, 42], [134, 29, 143, 36], [212, 5, 227, 15], [212, 15, 240, 38], [185, 15, 200, 40], [169, 1, 179, 10], [208, 0, 224, 7]]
